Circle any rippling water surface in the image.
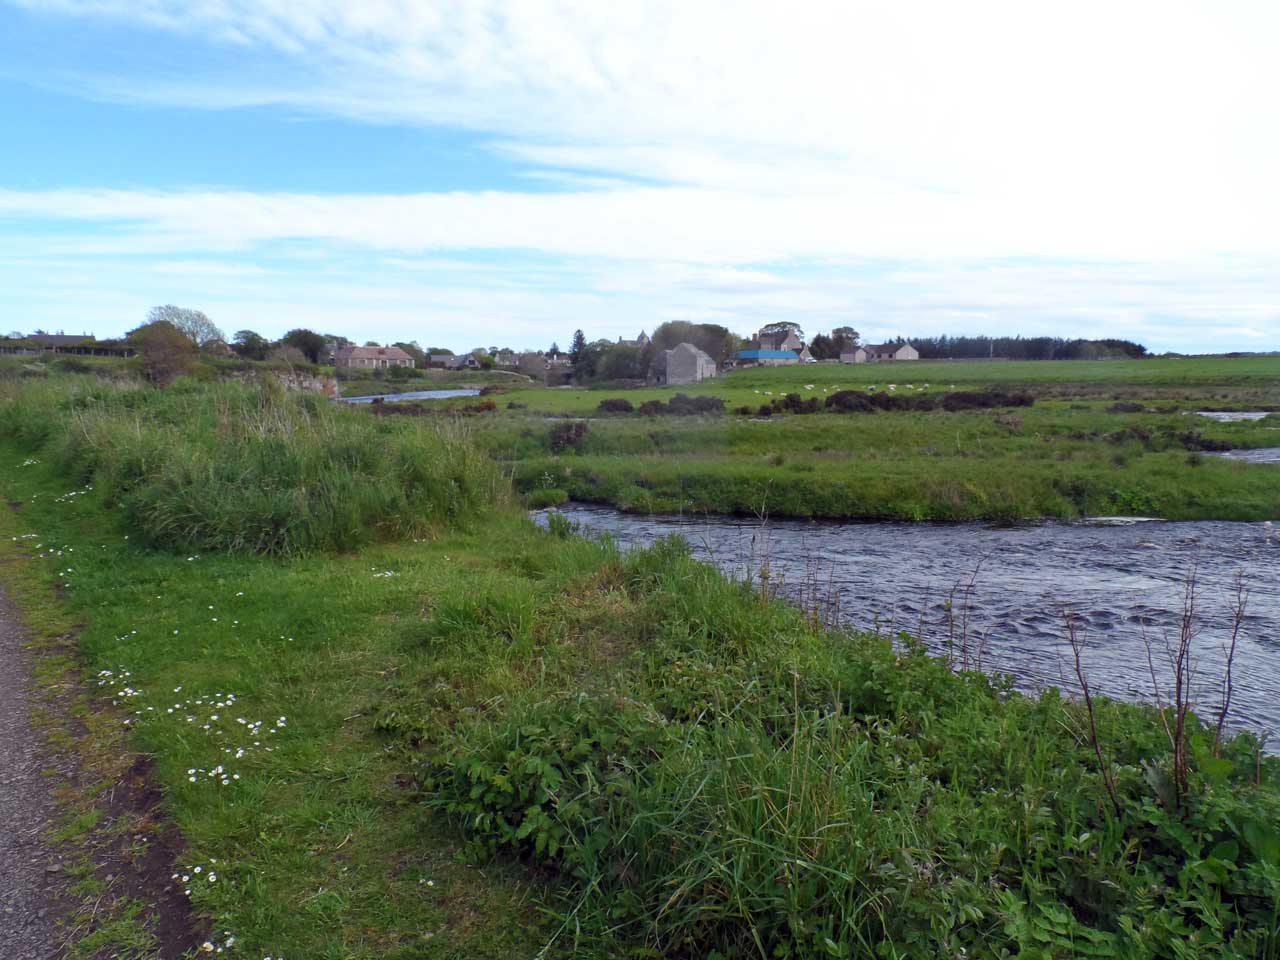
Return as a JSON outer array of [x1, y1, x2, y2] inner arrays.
[[542, 504, 1280, 738]]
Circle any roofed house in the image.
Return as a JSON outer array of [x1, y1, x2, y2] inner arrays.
[[866, 342, 920, 362], [840, 347, 868, 364], [334, 344, 415, 369], [734, 348, 800, 367], [754, 327, 803, 352], [617, 330, 651, 349], [649, 342, 717, 386], [29, 333, 96, 349]]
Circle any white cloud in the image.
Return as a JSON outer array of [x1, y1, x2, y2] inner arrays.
[[2, 1, 1279, 350]]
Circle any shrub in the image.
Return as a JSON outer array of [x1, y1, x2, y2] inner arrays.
[[637, 400, 666, 416], [597, 397, 635, 414], [550, 420, 588, 453], [52, 357, 94, 375], [666, 394, 724, 416], [825, 390, 876, 413], [941, 389, 1035, 411], [1177, 430, 1233, 452]]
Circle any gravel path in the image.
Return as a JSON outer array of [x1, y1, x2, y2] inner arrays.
[[0, 587, 67, 959]]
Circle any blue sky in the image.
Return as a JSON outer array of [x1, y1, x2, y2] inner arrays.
[[1, 1, 1277, 353]]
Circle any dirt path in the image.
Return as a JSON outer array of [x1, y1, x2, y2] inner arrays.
[[0, 588, 67, 959]]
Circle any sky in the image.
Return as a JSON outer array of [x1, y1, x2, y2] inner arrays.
[[0, 1, 1278, 354]]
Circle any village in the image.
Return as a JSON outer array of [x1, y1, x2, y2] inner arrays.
[[0, 321, 920, 389]]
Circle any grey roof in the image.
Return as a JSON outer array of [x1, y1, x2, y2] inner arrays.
[[335, 345, 413, 361], [672, 342, 713, 362], [28, 333, 95, 347]]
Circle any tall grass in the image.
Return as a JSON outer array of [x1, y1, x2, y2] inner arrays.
[[0, 376, 504, 554], [412, 537, 1280, 959]]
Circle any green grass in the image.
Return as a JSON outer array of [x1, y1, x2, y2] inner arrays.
[[0, 450, 561, 959], [466, 398, 1279, 523], [0, 376, 504, 555], [362, 355, 1280, 522], [3, 375, 1279, 958], [475, 355, 1280, 415]]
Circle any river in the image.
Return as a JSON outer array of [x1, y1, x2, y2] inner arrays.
[[540, 504, 1280, 740], [340, 388, 481, 403]]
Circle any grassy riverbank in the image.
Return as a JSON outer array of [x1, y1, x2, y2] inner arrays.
[[454, 357, 1280, 521], [1, 374, 1278, 958]]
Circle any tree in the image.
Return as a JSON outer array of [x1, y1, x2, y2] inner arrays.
[[280, 329, 326, 364], [808, 333, 837, 360], [831, 326, 860, 349], [268, 345, 308, 366], [147, 304, 223, 347], [231, 330, 270, 361], [127, 319, 195, 384], [647, 322, 741, 366], [393, 342, 426, 367], [758, 321, 804, 343], [569, 329, 587, 364], [548, 341, 561, 355]]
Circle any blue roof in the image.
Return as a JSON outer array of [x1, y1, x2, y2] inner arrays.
[[736, 349, 799, 360]]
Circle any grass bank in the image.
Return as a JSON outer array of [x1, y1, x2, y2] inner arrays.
[[0, 376, 503, 555], [1, 376, 1278, 958], [466, 395, 1280, 521]]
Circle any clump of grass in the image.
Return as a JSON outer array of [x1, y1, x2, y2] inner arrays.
[[0, 376, 503, 555], [418, 536, 1280, 959]]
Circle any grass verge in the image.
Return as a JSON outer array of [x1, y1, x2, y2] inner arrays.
[[2, 375, 1278, 959]]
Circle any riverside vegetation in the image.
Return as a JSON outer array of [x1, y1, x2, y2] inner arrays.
[[455, 356, 1280, 521], [0, 372, 1278, 958]]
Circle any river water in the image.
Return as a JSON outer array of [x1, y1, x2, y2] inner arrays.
[[542, 504, 1280, 739], [340, 388, 481, 403]]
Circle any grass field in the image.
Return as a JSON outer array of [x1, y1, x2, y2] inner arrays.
[[2, 375, 1279, 957], [477, 356, 1280, 415], [435, 356, 1280, 521]]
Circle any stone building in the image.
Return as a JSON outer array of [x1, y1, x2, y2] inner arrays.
[[649, 342, 717, 385]]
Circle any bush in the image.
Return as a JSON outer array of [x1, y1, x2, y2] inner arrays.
[[1177, 430, 1233, 452], [51, 357, 94, 375], [941, 389, 1035, 411], [666, 394, 725, 416], [824, 390, 876, 413], [637, 400, 665, 416], [597, 397, 635, 414], [550, 420, 588, 453]]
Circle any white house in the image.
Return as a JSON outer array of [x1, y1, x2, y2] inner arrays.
[[865, 342, 920, 362]]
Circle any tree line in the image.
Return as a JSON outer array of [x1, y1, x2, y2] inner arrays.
[[908, 334, 1148, 360]]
